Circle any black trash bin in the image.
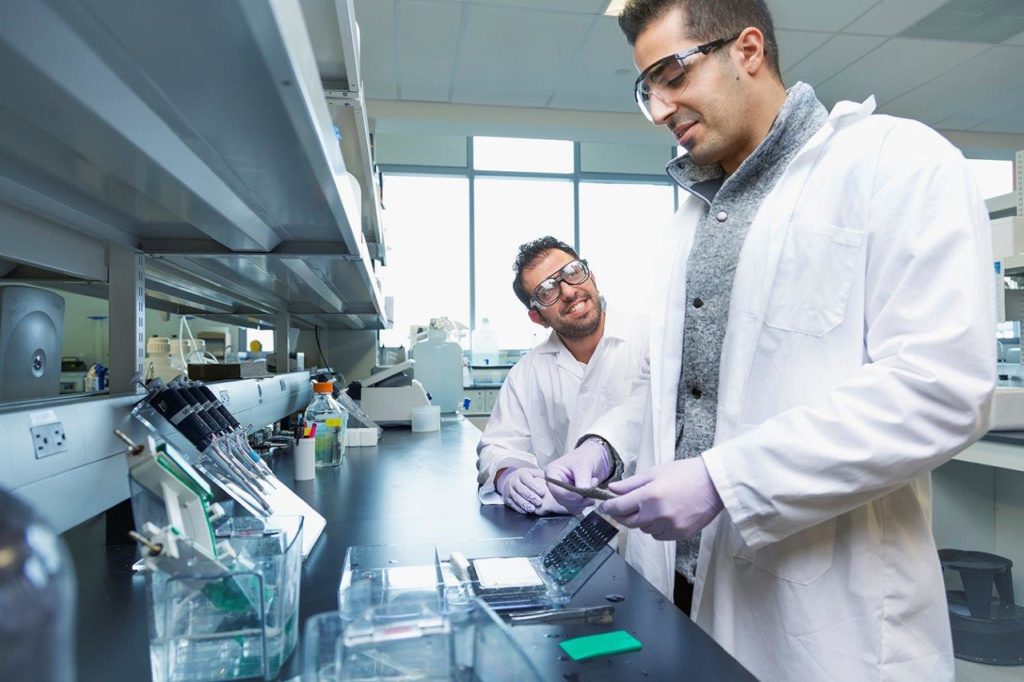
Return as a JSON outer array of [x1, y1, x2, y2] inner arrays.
[[939, 549, 1024, 666]]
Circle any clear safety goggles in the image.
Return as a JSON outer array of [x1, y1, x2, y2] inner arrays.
[[531, 259, 591, 308], [633, 35, 739, 122]]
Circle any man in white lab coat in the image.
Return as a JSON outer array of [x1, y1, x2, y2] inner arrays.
[[545, 1, 996, 679], [476, 236, 647, 515]]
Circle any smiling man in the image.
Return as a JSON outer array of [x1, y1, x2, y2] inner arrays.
[[544, 0, 995, 680], [476, 236, 648, 516]]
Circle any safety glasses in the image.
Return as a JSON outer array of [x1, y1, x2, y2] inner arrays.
[[633, 35, 739, 121], [531, 259, 591, 308]]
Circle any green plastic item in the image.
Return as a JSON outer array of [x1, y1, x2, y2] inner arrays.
[[559, 630, 643, 661]]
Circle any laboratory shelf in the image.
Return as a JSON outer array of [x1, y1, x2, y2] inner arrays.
[[0, 0, 386, 330]]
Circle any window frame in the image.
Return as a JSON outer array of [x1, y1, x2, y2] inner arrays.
[[379, 137, 680, 350]]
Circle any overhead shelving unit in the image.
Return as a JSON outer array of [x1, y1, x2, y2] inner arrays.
[[0, 0, 387, 330]]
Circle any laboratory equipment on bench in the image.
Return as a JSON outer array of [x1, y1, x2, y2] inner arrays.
[[0, 487, 75, 682], [411, 319, 463, 413], [132, 378, 325, 559], [134, 511, 304, 681], [358, 360, 431, 425], [303, 381, 347, 467], [0, 284, 65, 401], [338, 512, 618, 619], [59, 356, 88, 394], [303, 598, 542, 682], [117, 429, 228, 562], [471, 317, 499, 367]]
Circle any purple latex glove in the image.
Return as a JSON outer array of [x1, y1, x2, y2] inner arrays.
[[600, 456, 723, 541], [496, 465, 547, 515], [544, 438, 611, 515]]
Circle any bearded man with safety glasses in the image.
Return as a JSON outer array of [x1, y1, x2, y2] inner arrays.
[[544, 1, 995, 680], [476, 236, 649, 520]]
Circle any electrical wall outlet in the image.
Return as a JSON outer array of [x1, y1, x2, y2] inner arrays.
[[31, 422, 68, 459]]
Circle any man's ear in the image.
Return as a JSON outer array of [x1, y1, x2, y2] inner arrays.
[[528, 308, 549, 328]]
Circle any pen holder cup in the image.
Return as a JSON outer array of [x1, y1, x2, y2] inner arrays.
[[144, 515, 303, 682]]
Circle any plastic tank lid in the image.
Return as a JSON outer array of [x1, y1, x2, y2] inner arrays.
[[313, 381, 334, 393]]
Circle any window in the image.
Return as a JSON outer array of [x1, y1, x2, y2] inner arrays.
[[474, 177, 574, 350], [967, 159, 1013, 200], [378, 175, 470, 349], [579, 182, 675, 316], [473, 136, 574, 174]]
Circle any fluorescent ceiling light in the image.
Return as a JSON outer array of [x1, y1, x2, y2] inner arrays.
[[604, 0, 628, 16]]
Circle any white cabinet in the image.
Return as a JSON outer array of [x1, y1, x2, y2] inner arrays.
[[463, 388, 499, 416]]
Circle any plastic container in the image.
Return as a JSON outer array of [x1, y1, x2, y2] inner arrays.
[[294, 438, 315, 480], [412, 329, 463, 413], [302, 599, 543, 682], [411, 405, 441, 432], [145, 515, 303, 682], [303, 382, 348, 468], [471, 318, 499, 367]]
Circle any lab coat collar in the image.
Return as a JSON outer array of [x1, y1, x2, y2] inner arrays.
[[828, 94, 877, 124], [665, 81, 827, 198]]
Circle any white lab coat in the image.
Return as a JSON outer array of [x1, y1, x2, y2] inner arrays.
[[476, 309, 648, 503], [588, 97, 995, 681]]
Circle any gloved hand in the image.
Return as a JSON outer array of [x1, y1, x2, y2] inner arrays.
[[495, 465, 547, 515], [534, 488, 569, 516], [544, 438, 611, 515], [600, 456, 723, 541]]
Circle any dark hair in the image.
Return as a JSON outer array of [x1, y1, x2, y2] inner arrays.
[[618, 0, 781, 78], [512, 236, 579, 308]]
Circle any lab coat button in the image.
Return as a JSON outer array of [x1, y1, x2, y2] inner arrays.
[[715, 211, 728, 222], [693, 298, 704, 309], [691, 387, 702, 399]]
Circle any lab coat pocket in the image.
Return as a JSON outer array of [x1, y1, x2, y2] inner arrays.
[[764, 223, 865, 337], [731, 518, 837, 586]]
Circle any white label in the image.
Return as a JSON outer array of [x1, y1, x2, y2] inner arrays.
[[29, 409, 58, 427]]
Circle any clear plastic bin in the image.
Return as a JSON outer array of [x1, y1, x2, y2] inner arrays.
[[145, 515, 303, 681], [302, 599, 543, 681]]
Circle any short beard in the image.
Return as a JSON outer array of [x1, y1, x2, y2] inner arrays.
[[554, 313, 602, 339], [550, 301, 602, 340]]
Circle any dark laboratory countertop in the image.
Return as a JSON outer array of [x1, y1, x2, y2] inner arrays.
[[64, 418, 753, 681], [980, 431, 1024, 446]]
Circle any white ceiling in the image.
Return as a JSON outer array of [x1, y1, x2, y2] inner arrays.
[[352, 0, 1024, 137]]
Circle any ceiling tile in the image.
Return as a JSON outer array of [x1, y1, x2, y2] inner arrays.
[[937, 81, 1024, 131], [970, 107, 1024, 134], [354, 0, 398, 99], [777, 29, 833, 72], [767, 0, 881, 32], [452, 5, 593, 107], [842, 0, 950, 36], [783, 34, 886, 88], [398, 0, 463, 101], [465, 0, 607, 12], [813, 38, 990, 108], [883, 46, 1024, 125], [548, 16, 636, 111]]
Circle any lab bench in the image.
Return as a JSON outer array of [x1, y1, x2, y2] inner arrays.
[[64, 417, 754, 681]]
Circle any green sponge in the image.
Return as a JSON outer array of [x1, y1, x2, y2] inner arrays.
[[559, 630, 643, 661]]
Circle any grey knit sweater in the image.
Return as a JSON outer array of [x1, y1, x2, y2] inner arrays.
[[667, 82, 828, 580]]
